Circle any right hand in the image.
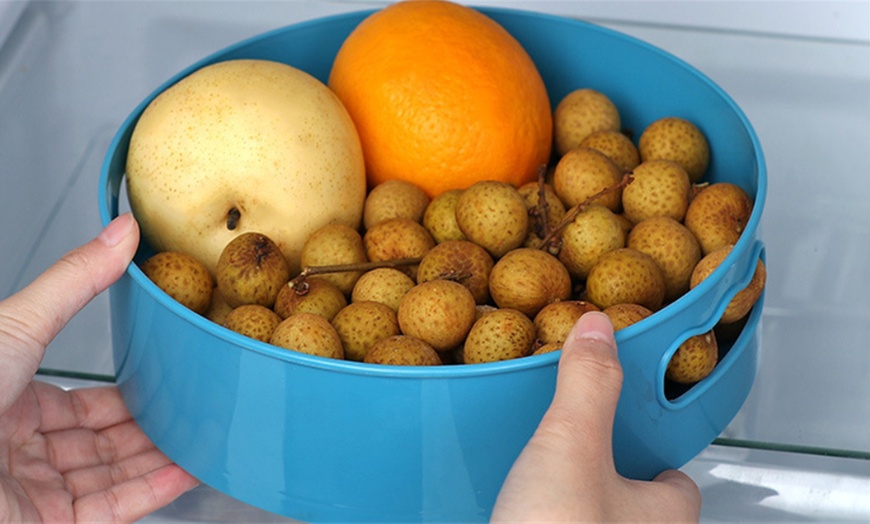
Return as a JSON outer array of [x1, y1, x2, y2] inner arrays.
[[492, 311, 701, 522]]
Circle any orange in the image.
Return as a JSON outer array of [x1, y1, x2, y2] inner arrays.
[[328, 0, 552, 198]]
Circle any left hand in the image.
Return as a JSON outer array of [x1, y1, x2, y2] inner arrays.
[[0, 213, 199, 522]]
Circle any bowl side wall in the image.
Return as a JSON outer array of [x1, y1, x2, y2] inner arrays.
[[111, 269, 557, 521]]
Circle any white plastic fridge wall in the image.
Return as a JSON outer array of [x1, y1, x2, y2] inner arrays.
[[1, 1, 868, 522]]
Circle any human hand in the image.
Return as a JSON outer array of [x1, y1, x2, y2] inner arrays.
[[0, 213, 198, 522], [492, 311, 701, 522]]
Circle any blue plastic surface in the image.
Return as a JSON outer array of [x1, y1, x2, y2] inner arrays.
[[99, 7, 767, 522]]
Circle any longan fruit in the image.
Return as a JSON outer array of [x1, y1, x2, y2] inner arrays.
[[627, 216, 701, 302], [332, 301, 400, 362], [363, 179, 430, 229], [364, 335, 441, 366], [223, 304, 281, 343], [416, 240, 495, 304], [531, 341, 563, 356], [363, 218, 435, 279], [455, 180, 529, 259], [533, 300, 600, 345], [666, 331, 718, 384], [602, 303, 653, 331], [690, 245, 766, 324], [684, 182, 753, 255], [585, 248, 666, 311], [300, 223, 368, 296], [621, 159, 691, 224], [422, 189, 467, 244], [557, 204, 626, 281], [553, 88, 621, 156], [464, 308, 536, 364], [351, 267, 416, 311], [638, 116, 710, 182], [489, 248, 572, 318], [579, 129, 639, 173], [553, 147, 624, 212], [397, 279, 476, 352], [273, 277, 347, 321], [270, 312, 344, 360], [216, 232, 290, 309], [141, 251, 213, 315]]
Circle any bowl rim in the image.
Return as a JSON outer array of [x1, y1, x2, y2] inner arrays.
[[99, 5, 767, 380]]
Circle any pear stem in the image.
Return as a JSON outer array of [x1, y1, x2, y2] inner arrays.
[[226, 207, 241, 230]]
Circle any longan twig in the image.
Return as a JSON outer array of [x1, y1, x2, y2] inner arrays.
[[532, 164, 551, 240], [535, 174, 634, 253], [288, 257, 422, 294]]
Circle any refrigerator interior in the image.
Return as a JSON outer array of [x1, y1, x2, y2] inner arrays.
[[0, 1, 868, 521]]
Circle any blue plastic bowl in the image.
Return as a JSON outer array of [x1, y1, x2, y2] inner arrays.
[[99, 6, 766, 522]]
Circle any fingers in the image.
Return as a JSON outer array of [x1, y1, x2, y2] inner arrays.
[[654, 468, 701, 498], [33, 384, 154, 474], [651, 469, 702, 519], [73, 463, 199, 523], [2, 213, 139, 351], [63, 448, 181, 498], [0, 214, 139, 411], [34, 382, 134, 433], [32, 384, 201, 522], [44, 421, 153, 474], [611, 470, 701, 522]]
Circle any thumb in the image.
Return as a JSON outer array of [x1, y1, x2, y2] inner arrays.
[[494, 312, 702, 522], [491, 311, 624, 520], [0, 213, 139, 408], [537, 310, 623, 467]]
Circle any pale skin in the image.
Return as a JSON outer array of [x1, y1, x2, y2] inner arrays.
[[0, 213, 700, 522], [491, 312, 701, 521], [0, 214, 198, 522]]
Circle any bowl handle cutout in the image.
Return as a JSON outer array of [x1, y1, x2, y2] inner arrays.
[[655, 240, 766, 410]]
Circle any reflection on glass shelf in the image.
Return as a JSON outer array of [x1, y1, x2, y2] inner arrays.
[[705, 463, 869, 520], [682, 445, 870, 522], [134, 440, 870, 523]]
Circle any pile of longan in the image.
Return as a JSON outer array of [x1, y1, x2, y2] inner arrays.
[[141, 87, 766, 387]]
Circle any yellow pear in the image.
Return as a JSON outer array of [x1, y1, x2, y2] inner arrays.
[[126, 59, 366, 276]]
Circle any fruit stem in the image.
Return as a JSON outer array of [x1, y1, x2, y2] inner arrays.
[[288, 257, 422, 293], [536, 174, 634, 253], [530, 164, 551, 241], [226, 207, 241, 231]]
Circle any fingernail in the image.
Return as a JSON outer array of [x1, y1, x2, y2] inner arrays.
[[569, 311, 617, 354], [98, 213, 135, 247]]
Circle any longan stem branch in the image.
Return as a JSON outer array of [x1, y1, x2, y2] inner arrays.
[[536, 174, 634, 252], [534, 164, 551, 240], [289, 257, 422, 292]]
